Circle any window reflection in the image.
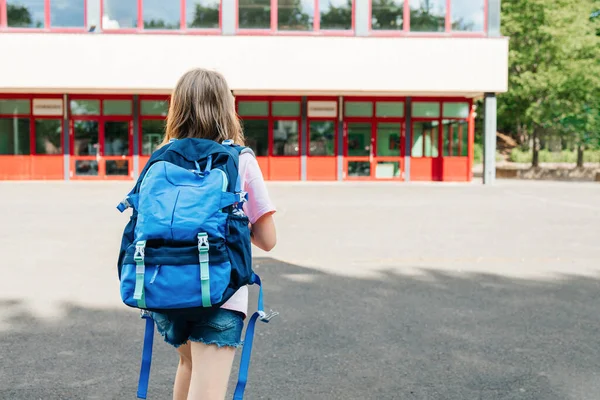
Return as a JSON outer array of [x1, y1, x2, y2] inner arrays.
[[412, 121, 439, 157], [442, 120, 468, 157], [409, 0, 445, 32], [102, 0, 137, 29], [51, 0, 85, 28], [273, 120, 299, 156], [278, 0, 313, 31], [376, 123, 401, 157], [451, 0, 484, 31], [372, 0, 403, 31], [143, 0, 180, 29], [104, 121, 130, 156], [0, 118, 30, 155], [141, 120, 165, 155], [35, 119, 62, 155], [73, 121, 99, 155], [309, 121, 335, 156], [238, 0, 270, 29], [320, 0, 352, 30], [347, 122, 371, 157], [7, 0, 45, 28], [242, 119, 268, 156], [187, 0, 220, 29]]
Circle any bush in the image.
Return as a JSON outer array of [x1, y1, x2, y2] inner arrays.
[[473, 143, 504, 164], [509, 148, 600, 163]]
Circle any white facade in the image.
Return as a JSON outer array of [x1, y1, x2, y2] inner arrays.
[[0, 33, 508, 97]]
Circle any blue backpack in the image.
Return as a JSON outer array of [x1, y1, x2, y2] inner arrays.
[[116, 137, 276, 399]]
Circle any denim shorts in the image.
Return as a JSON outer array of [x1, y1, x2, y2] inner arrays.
[[152, 308, 244, 349]]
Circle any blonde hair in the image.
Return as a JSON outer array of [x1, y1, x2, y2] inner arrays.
[[162, 68, 244, 146]]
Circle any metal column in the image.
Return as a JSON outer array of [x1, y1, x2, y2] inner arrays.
[[483, 93, 497, 185]]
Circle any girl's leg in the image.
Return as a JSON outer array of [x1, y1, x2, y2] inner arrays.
[[187, 342, 236, 400], [174, 343, 193, 400]]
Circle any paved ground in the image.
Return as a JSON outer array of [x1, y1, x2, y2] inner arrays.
[[0, 180, 599, 400]]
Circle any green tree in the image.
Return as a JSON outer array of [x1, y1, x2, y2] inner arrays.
[[320, 0, 352, 30], [371, 0, 404, 30], [238, 0, 271, 29], [409, 0, 445, 32], [190, 2, 220, 28], [499, 0, 600, 167], [278, 0, 312, 30], [7, 4, 38, 28]]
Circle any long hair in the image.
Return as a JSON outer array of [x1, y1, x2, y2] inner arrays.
[[161, 68, 244, 146]]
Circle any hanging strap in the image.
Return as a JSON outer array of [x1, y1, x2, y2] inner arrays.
[[133, 241, 147, 309], [137, 312, 155, 399], [233, 274, 278, 400], [198, 233, 212, 307]]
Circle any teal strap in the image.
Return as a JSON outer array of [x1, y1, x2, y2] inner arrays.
[[133, 240, 147, 309], [198, 233, 212, 307]]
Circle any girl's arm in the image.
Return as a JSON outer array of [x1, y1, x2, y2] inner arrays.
[[250, 212, 277, 252]]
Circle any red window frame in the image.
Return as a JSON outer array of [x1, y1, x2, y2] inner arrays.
[[368, 0, 488, 37], [235, 96, 302, 157], [0, 93, 64, 156], [410, 97, 473, 158], [138, 95, 169, 156], [0, 0, 88, 33], [99, 0, 222, 34], [235, 0, 355, 36]]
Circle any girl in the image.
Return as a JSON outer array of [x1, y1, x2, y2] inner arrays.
[[152, 68, 277, 400]]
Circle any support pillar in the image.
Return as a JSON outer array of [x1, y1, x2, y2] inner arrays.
[[300, 96, 307, 181], [222, 0, 236, 35], [337, 96, 344, 181], [63, 94, 70, 181], [404, 97, 412, 181], [483, 93, 497, 185], [133, 95, 140, 179]]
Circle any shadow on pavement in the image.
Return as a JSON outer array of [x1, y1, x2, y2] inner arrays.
[[1, 258, 600, 400]]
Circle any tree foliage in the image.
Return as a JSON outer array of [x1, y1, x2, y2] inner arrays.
[[499, 0, 600, 165]]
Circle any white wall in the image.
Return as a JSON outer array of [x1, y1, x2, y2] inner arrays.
[[0, 34, 508, 96]]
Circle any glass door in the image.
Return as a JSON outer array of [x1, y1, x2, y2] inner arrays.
[[72, 119, 100, 177], [345, 122, 373, 179], [374, 122, 404, 180], [103, 120, 131, 177]]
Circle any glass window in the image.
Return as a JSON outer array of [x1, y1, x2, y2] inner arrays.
[[412, 102, 440, 118], [272, 101, 300, 117], [7, 0, 45, 28], [451, 0, 484, 32], [409, 0, 445, 32], [50, 0, 85, 28], [35, 119, 62, 154], [0, 99, 30, 115], [75, 160, 98, 176], [0, 118, 30, 155], [143, 0, 180, 29], [278, 0, 313, 31], [73, 120, 99, 155], [371, 0, 403, 31], [273, 120, 299, 156], [186, 0, 220, 29], [309, 121, 335, 156], [348, 161, 370, 177], [376, 102, 404, 117], [412, 121, 439, 157], [442, 120, 468, 157], [320, 0, 352, 30], [141, 100, 169, 116], [141, 120, 165, 155], [443, 102, 469, 118], [345, 102, 372, 117], [103, 100, 132, 116], [238, 0, 271, 29], [106, 160, 130, 176], [238, 101, 269, 116], [70, 100, 100, 116], [104, 121, 130, 156], [376, 161, 400, 178], [376, 123, 401, 157], [102, 0, 138, 29], [347, 122, 371, 156], [242, 119, 268, 156]]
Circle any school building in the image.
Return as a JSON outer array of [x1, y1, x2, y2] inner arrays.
[[0, 0, 507, 182]]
